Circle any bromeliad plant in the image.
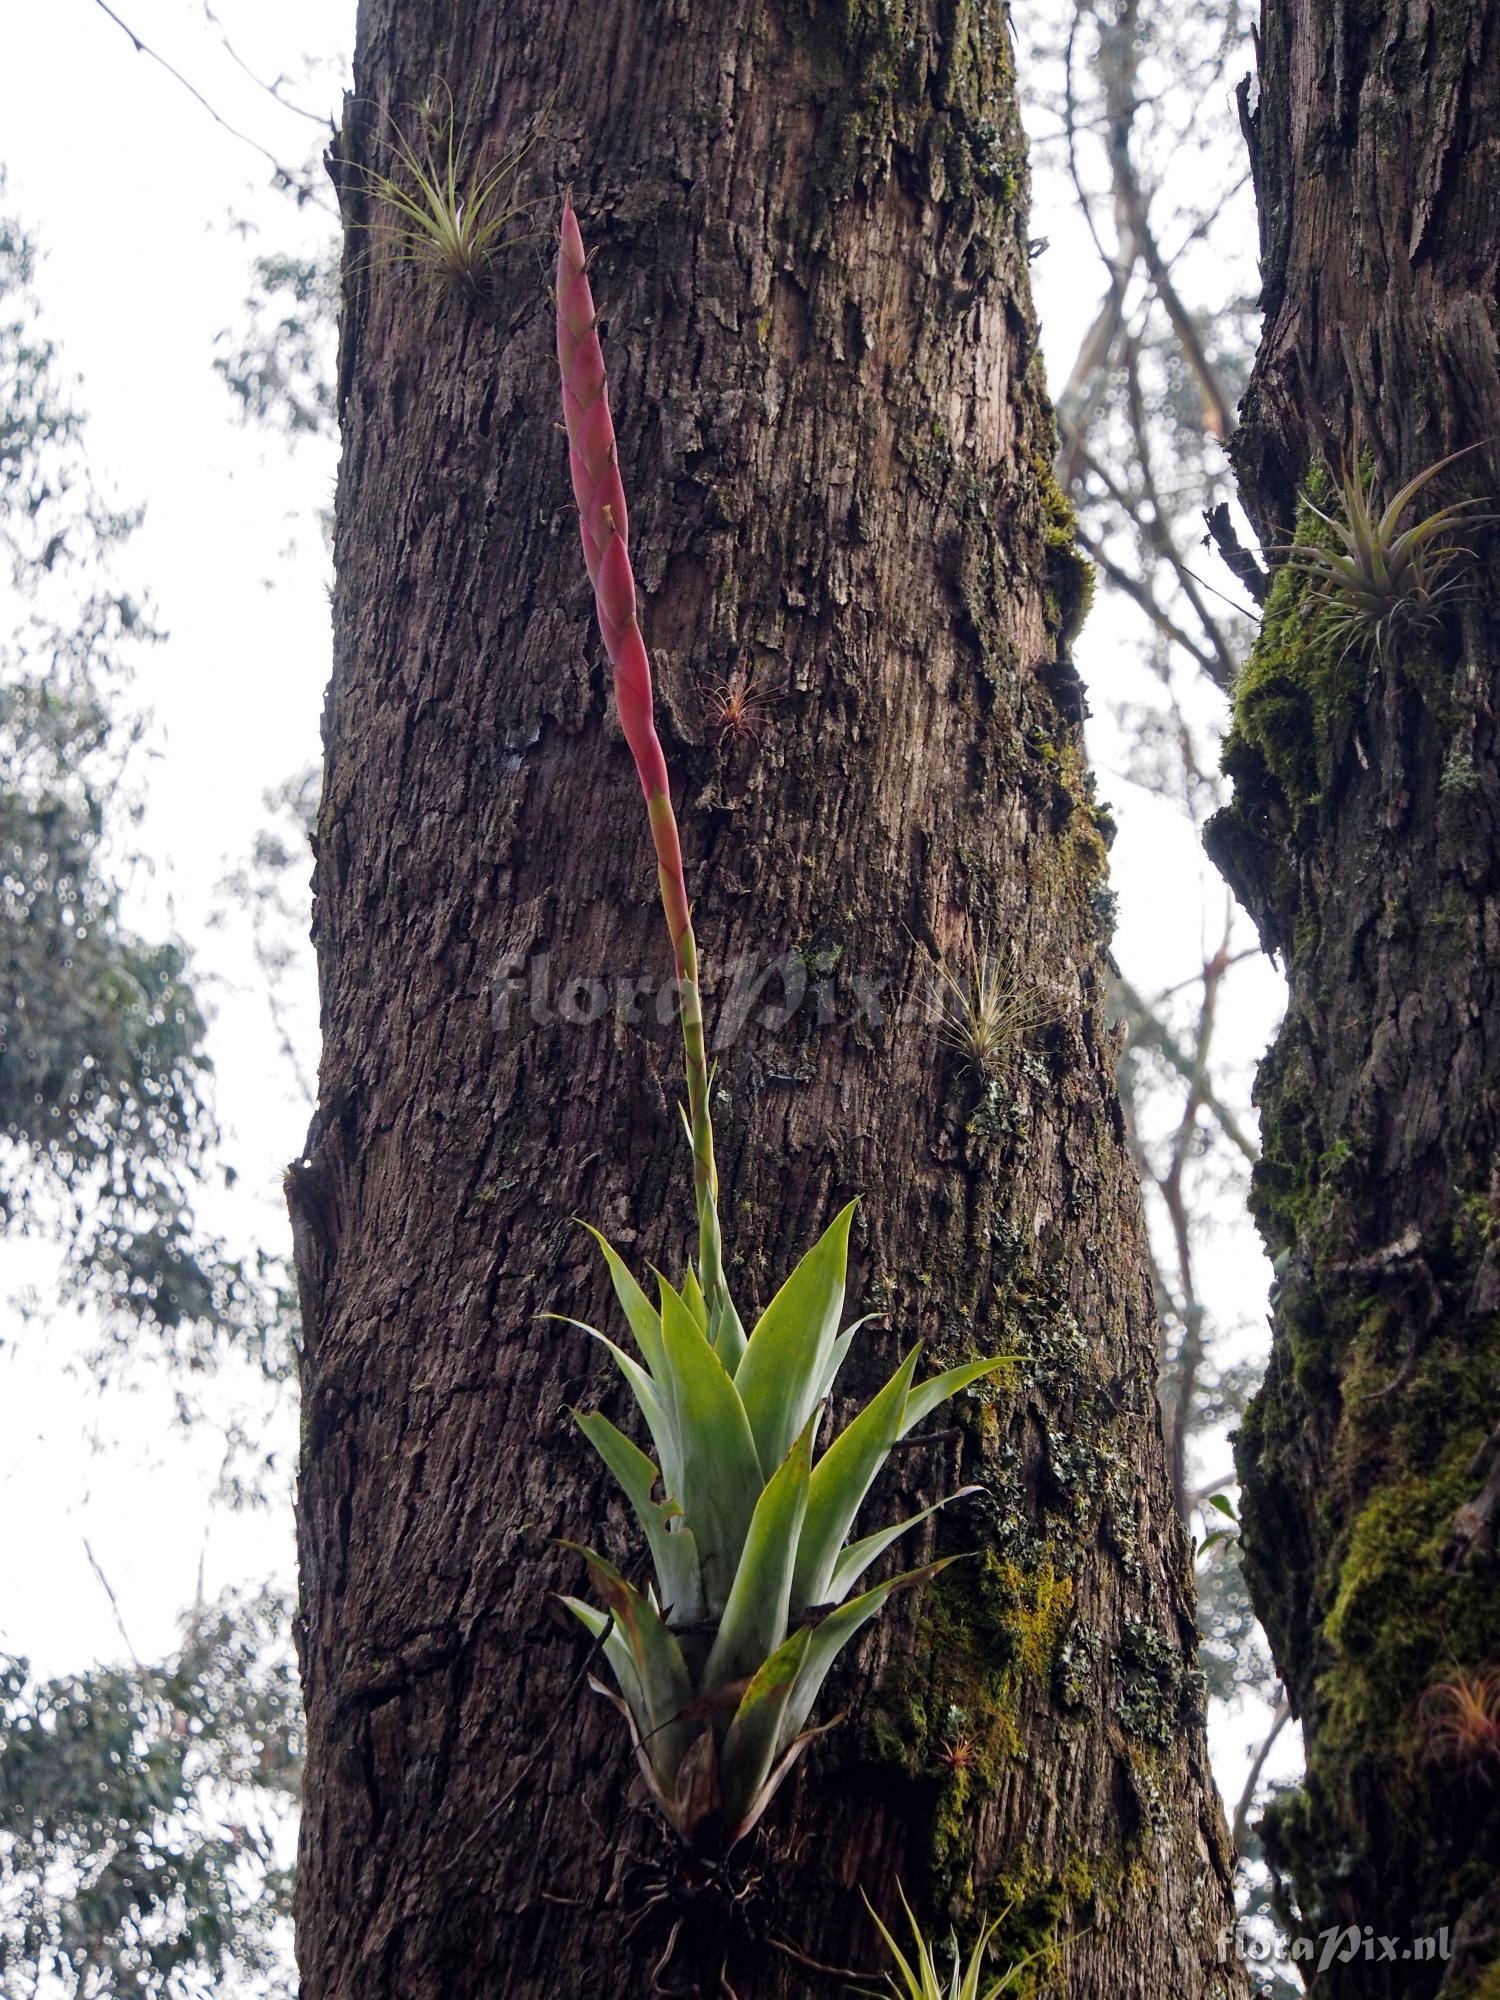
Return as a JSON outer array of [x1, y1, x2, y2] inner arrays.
[[1282, 446, 1491, 662], [926, 936, 1045, 1081], [553, 196, 1008, 1854], [1418, 1666, 1500, 1778], [354, 84, 542, 300]]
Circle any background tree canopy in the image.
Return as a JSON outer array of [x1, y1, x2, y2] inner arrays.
[[0, 176, 305, 1996]]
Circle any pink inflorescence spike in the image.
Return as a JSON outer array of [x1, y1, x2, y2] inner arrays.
[[555, 195, 668, 802], [555, 194, 734, 1343]]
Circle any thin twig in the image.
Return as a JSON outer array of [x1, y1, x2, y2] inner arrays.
[[201, 1, 335, 128], [1115, 974, 1259, 1165], [88, 0, 336, 213], [82, 1537, 147, 1675], [1234, 1697, 1291, 1853], [1075, 525, 1219, 674], [1155, 925, 1229, 1512], [1119, 339, 1240, 689]]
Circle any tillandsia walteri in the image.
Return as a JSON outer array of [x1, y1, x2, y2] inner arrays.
[[1281, 445, 1492, 662], [553, 195, 1009, 1853]]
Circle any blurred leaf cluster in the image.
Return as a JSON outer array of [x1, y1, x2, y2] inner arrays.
[[1, 177, 303, 1993], [0, 1589, 300, 2000], [0, 187, 295, 1385], [215, 249, 336, 443]]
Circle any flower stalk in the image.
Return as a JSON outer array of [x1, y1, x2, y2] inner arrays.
[[555, 195, 740, 1359]]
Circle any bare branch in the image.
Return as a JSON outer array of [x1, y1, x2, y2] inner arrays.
[[1234, 1697, 1292, 1853], [88, 0, 336, 213], [1119, 341, 1242, 688], [201, 2, 337, 130], [1116, 973, 1260, 1166], [1075, 522, 1222, 674]]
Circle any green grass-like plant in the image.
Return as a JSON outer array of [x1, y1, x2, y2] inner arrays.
[[353, 84, 539, 299], [928, 940, 1043, 1079], [864, 1886, 1046, 1998], [1282, 446, 1490, 662], [553, 197, 1010, 1855]]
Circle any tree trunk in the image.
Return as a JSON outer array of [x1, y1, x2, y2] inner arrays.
[[291, 4, 1240, 1994], [1209, 2, 1500, 1990]]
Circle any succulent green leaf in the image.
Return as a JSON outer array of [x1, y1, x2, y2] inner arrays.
[[791, 1344, 921, 1618], [569, 1324, 683, 1499], [561, 1544, 695, 1782], [735, 1201, 857, 1477], [899, 1355, 1011, 1438], [716, 1625, 813, 1837], [703, 1414, 816, 1693], [658, 1281, 764, 1615], [681, 1263, 708, 1332], [654, 1268, 698, 1344], [571, 1661, 706, 1837], [865, 1879, 1044, 2000], [816, 1313, 880, 1403], [581, 1224, 667, 1383], [674, 1101, 746, 1370], [778, 1556, 959, 1758], [1346, 492, 1380, 577], [572, 1409, 704, 1626], [1376, 445, 1481, 543], [862, 1888, 924, 1997], [1391, 505, 1481, 559], [828, 1487, 978, 1604], [560, 1595, 647, 1734], [1307, 548, 1371, 592], [709, 1288, 748, 1372], [1296, 493, 1344, 538]]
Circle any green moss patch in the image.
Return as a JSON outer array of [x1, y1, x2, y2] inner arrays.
[[1223, 467, 1365, 819]]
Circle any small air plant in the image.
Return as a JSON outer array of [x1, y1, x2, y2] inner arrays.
[[1418, 1666, 1500, 1780], [933, 1729, 979, 1779], [554, 196, 1010, 1857], [352, 83, 541, 301], [864, 1885, 1047, 2000], [927, 939, 1044, 1080], [705, 665, 781, 747], [1281, 446, 1491, 663]]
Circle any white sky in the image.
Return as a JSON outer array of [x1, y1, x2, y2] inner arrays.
[[1, 0, 342, 1675], [0, 0, 1293, 1897]]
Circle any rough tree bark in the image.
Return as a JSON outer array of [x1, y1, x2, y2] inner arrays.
[[1209, 2, 1500, 1991], [290, 3, 1241, 1994]]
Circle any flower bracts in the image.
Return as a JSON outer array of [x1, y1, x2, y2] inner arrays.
[[556, 193, 735, 1355]]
